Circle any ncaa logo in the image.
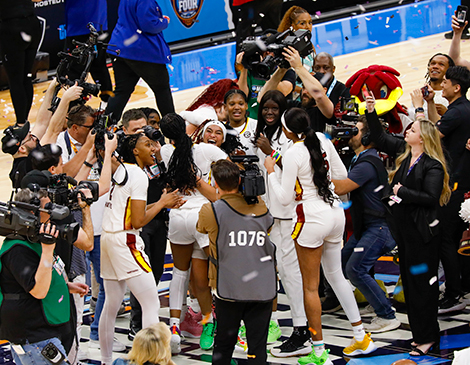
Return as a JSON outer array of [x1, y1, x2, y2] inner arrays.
[[171, 0, 204, 28]]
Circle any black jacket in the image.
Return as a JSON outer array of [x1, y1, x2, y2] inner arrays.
[[366, 110, 444, 243]]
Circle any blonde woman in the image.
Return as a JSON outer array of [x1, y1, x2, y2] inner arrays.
[[113, 323, 175, 365], [366, 94, 451, 357]]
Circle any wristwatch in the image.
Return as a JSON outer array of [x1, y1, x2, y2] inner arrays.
[[415, 107, 425, 113]]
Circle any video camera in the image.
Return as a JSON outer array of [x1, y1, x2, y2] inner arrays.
[[50, 23, 119, 113], [241, 29, 313, 80], [325, 97, 360, 140], [47, 173, 99, 211], [230, 155, 265, 204], [0, 199, 79, 245]]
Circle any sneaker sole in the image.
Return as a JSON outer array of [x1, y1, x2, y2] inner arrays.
[[181, 330, 201, 339], [364, 321, 401, 333], [270, 346, 312, 358], [343, 341, 378, 356], [438, 302, 466, 314], [298, 357, 334, 365], [171, 336, 181, 354]]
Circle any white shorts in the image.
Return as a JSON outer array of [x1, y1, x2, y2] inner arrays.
[[291, 204, 345, 248], [101, 230, 152, 281], [168, 208, 209, 249]]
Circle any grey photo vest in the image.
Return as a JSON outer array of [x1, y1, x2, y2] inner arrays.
[[212, 199, 277, 302]]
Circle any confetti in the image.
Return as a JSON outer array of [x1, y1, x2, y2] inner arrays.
[[327, 40, 332, 45], [259, 13, 265, 18], [168, 64, 174, 71], [308, 327, 317, 335], [316, 11, 321, 17], [374, 185, 384, 192], [345, 64, 348, 69], [386, 17, 390, 24], [339, 201, 352, 209], [385, 25, 390, 28], [429, 276, 437, 286], [365, 17, 371, 21], [369, 40, 379, 45], [410, 263, 428, 275], [260, 255, 272, 262], [20, 32, 32, 42], [429, 219, 439, 227], [345, 36, 349, 41], [123, 34, 139, 46], [242, 271, 259, 282], [354, 247, 364, 252], [358, 4, 365, 12], [58, 295, 64, 303], [98, 32, 109, 41]]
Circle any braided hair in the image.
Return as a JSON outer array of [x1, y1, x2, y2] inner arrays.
[[159, 113, 200, 194], [284, 108, 334, 205]]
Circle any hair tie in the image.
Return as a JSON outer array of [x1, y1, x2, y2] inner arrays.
[[281, 112, 303, 139]]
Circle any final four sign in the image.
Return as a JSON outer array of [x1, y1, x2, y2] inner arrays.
[[171, 0, 204, 28]]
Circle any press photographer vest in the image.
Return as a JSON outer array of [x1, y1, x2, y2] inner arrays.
[[211, 199, 276, 302], [0, 239, 70, 326]]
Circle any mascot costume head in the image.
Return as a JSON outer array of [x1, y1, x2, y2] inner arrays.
[[346, 65, 408, 133]]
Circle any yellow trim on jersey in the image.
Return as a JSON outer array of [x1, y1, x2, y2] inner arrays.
[[295, 178, 303, 201], [129, 246, 152, 273], [291, 222, 304, 240], [123, 197, 133, 230]]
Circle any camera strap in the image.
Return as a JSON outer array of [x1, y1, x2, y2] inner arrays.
[[64, 131, 78, 160]]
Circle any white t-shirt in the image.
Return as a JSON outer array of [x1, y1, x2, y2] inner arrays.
[[102, 163, 148, 234], [56, 130, 108, 235], [409, 89, 449, 121], [232, 117, 258, 156], [161, 143, 227, 209], [268, 133, 347, 221]]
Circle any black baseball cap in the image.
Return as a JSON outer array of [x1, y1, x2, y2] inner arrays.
[[20, 170, 51, 190], [1, 122, 31, 155]]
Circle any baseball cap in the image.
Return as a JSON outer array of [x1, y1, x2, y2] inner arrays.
[[1, 122, 31, 155], [20, 170, 51, 190]]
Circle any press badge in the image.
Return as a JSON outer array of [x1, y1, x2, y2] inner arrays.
[[145, 164, 161, 180], [53, 255, 66, 279], [11, 344, 25, 355]]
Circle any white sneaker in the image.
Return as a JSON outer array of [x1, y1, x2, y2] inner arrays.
[[364, 317, 401, 333], [359, 304, 376, 317], [88, 338, 126, 352], [170, 325, 183, 354]]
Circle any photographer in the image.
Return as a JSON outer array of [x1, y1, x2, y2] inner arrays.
[[2, 80, 82, 188], [330, 116, 400, 333], [236, 49, 295, 117], [0, 188, 89, 365], [197, 159, 276, 365]]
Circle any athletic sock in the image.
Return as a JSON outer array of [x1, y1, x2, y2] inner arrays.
[[312, 341, 325, 356], [271, 310, 279, 325], [170, 317, 180, 328], [353, 324, 366, 342]]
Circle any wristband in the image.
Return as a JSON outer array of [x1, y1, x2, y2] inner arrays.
[[83, 161, 93, 168], [415, 107, 424, 113]]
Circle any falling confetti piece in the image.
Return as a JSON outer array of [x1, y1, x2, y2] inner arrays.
[[374, 185, 384, 192], [123, 34, 139, 46], [309, 327, 317, 335], [429, 276, 437, 286], [345, 65, 348, 69], [316, 11, 321, 16], [429, 219, 439, 227], [386, 17, 390, 24], [20, 32, 32, 42], [339, 201, 352, 209], [385, 25, 390, 28], [390, 14, 395, 19], [354, 247, 364, 252], [345, 36, 349, 41], [58, 295, 64, 303], [410, 263, 428, 275], [358, 4, 365, 12], [365, 17, 371, 21], [369, 40, 379, 45], [168, 64, 174, 71], [260, 255, 272, 262], [98, 32, 109, 41], [242, 271, 259, 282], [327, 40, 332, 44]]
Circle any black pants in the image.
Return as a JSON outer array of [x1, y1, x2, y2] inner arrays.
[[213, 297, 272, 365], [393, 214, 440, 344], [439, 189, 469, 298], [65, 33, 113, 102], [130, 218, 168, 330], [105, 56, 175, 122], [0, 15, 41, 124]]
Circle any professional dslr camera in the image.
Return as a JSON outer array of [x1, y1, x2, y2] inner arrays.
[[241, 29, 314, 80], [47, 173, 99, 210], [230, 155, 265, 204], [93, 112, 116, 151], [0, 198, 79, 245], [50, 23, 117, 112], [324, 97, 360, 140]]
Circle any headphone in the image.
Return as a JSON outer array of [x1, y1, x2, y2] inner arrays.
[[361, 132, 371, 146]]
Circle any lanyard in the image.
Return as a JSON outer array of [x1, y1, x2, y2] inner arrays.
[[349, 150, 368, 171], [326, 77, 337, 98], [64, 131, 79, 160], [407, 153, 423, 176]]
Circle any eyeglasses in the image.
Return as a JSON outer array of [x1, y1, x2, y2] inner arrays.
[[20, 133, 38, 146], [80, 124, 95, 129]]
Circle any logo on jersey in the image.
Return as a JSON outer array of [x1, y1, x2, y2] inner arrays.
[[244, 131, 251, 138], [171, 0, 204, 28]]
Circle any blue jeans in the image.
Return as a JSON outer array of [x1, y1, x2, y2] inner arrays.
[[342, 223, 397, 319], [11, 338, 67, 365], [86, 235, 105, 340]]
